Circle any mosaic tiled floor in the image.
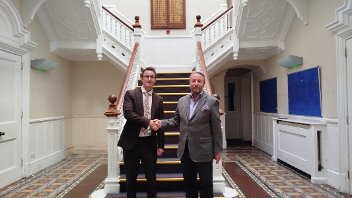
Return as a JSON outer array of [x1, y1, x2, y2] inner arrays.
[[223, 146, 346, 197], [0, 147, 349, 198], [0, 152, 106, 198]]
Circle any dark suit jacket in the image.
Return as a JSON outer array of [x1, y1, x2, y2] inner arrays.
[[161, 92, 222, 162], [118, 87, 165, 150]]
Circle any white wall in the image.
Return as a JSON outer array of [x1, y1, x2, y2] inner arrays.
[[71, 61, 124, 151], [28, 16, 73, 119]]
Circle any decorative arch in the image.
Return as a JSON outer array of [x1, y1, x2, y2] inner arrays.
[[0, 0, 37, 54], [22, 0, 46, 28], [286, 0, 308, 25]]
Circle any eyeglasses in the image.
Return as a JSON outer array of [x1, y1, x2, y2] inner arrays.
[[143, 75, 155, 79]]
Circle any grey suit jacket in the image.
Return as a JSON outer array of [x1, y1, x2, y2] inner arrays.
[[161, 92, 222, 162]]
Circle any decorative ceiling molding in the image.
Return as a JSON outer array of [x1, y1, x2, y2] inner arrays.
[[22, 0, 46, 28], [0, 0, 37, 54], [37, 0, 97, 41], [88, 0, 102, 36], [325, 0, 352, 34], [239, 0, 294, 42], [286, 0, 308, 25]]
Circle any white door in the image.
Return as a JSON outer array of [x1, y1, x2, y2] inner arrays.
[[347, 38, 352, 193], [0, 50, 22, 188], [225, 76, 241, 139]]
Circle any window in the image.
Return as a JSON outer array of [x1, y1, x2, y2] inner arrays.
[[151, 0, 185, 29], [227, 82, 236, 111]]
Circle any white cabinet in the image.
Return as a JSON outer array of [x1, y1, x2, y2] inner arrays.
[[272, 118, 326, 184]]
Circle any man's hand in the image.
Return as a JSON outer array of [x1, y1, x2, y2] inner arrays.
[[150, 119, 161, 131], [214, 152, 222, 164], [157, 148, 164, 157]]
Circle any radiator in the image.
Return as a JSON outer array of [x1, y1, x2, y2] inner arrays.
[[272, 118, 327, 184]]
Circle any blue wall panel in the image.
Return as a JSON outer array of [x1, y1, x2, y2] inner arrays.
[[288, 66, 321, 117], [260, 77, 277, 113]]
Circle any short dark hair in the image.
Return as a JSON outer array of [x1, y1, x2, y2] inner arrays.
[[141, 66, 157, 78]]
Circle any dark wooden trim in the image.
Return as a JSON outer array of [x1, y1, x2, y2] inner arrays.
[[116, 42, 140, 113], [196, 41, 212, 95], [201, 6, 233, 31], [102, 6, 134, 31]]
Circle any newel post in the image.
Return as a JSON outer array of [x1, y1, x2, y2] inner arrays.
[[103, 95, 120, 194], [194, 15, 203, 42], [133, 16, 142, 43]]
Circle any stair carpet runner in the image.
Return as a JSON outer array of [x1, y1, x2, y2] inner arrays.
[[114, 72, 224, 197]]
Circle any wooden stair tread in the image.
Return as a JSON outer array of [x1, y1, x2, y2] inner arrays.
[[157, 77, 189, 81], [165, 132, 179, 136], [119, 158, 180, 165], [107, 192, 224, 198], [158, 93, 189, 95], [120, 173, 184, 181]]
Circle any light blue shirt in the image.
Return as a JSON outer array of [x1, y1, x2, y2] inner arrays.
[[189, 92, 203, 120]]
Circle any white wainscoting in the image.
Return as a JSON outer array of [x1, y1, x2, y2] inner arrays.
[[253, 112, 278, 155], [29, 116, 71, 175], [325, 120, 345, 191], [253, 113, 345, 190]]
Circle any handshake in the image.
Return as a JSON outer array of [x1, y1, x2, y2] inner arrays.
[[149, 119, 161, 131]]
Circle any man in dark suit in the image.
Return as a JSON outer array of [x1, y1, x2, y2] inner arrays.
[[153, 71, 222, 198], [118, 67, 164, 198]]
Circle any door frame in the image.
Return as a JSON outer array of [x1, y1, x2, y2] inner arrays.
[[0, 0, 37, 178], [224, 69, 253, 142], [326, 0, 352, 193]]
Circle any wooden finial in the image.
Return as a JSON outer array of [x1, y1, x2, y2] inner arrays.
[[194, 15, 203, 28], [104, 95, 119, 117], [133, 16, 141, 28]]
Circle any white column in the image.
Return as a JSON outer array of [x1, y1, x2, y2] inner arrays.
[[104, 116, 121, 194], [213, 160, 225, 193], [91, 115, 121, 198]]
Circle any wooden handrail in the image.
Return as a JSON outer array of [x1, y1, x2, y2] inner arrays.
[[104, 42, 139, 116], [196, 41, 224, 115], [196, 41, 213, 95], [102, 6, 134, 31], [201, 6, 233, 31], [116, 42, 140, 113]]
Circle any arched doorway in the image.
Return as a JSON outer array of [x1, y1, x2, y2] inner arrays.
[[224, 68, 252, 145]]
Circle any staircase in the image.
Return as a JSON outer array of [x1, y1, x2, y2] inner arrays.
[[113, 71, 225, 197]]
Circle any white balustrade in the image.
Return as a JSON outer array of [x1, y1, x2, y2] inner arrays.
[[102, 8, 134, 50], [201, 9, 232, 49]]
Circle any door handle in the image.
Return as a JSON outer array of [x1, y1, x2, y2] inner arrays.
[[0, 132, 5, 136]]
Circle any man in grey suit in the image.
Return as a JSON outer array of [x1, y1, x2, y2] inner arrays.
[[153, 71, 222, 198]]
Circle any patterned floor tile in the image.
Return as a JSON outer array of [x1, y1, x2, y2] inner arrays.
[[223, 146, 346, 198], [0, 147, 349, 197]]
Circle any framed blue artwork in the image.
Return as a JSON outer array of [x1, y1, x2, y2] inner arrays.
[[288, 66, 321, 117], [260, 77, 277, 113]]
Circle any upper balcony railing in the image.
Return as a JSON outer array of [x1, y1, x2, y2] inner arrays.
[[102, 6, 134, 49], [201, 6, 233, 49]]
